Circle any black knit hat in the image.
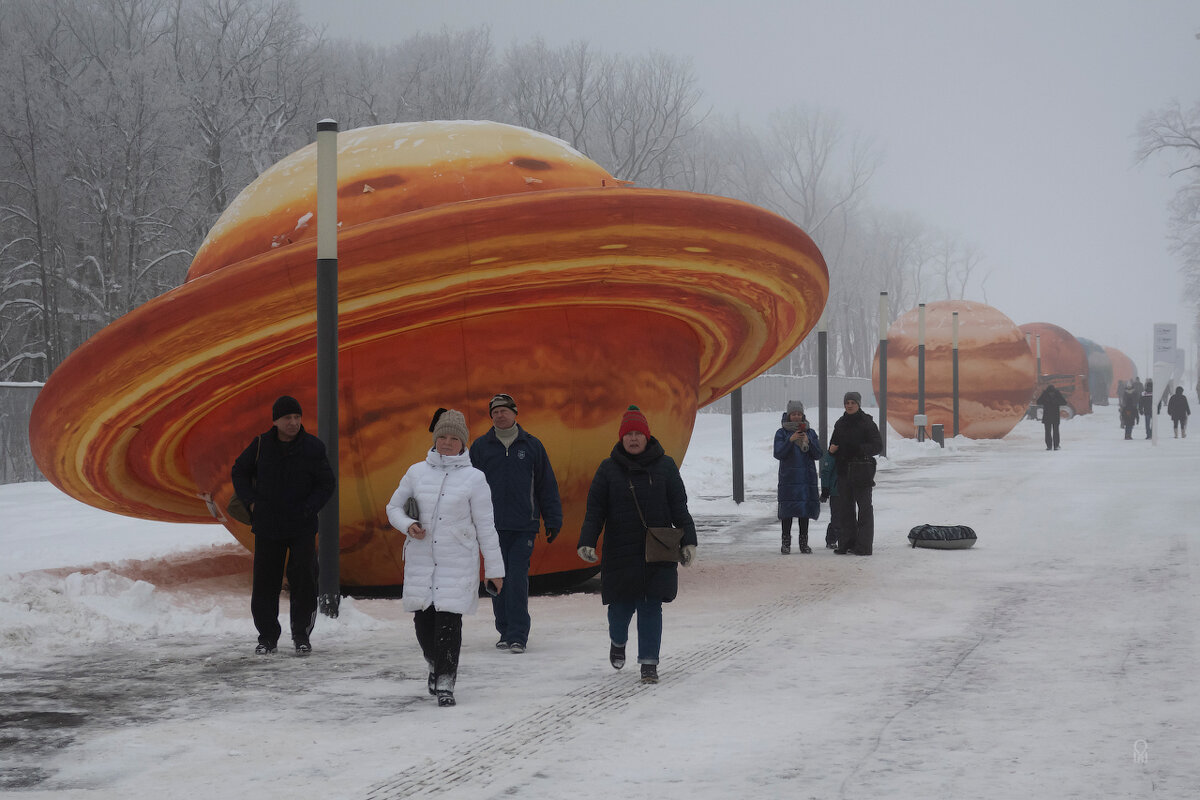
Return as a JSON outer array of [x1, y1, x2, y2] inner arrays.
[[272, 395, 302, 420]]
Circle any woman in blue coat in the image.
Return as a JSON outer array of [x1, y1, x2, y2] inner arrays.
[[774, 400, 822, 554]]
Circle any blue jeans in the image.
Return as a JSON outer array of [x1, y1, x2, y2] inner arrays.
[[607, 595, 663, 664], [492, 530, 535, 645]]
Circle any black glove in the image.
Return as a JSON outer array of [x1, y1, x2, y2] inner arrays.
[[545, 527, 560, 543], [820, 488, 830, 502]]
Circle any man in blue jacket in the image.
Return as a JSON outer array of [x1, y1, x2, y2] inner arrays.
[[231, 395, 335, 655], [470, 393, 563, 654]]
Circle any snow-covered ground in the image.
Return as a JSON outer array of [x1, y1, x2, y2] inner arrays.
[[1, 405, 1196, 798]]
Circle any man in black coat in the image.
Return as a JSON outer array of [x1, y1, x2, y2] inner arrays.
[[828, 392, 883, 556], [1036, 383, 1068, 450], [231, 395, 335, 654]]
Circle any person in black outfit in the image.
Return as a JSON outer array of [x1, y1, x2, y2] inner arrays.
[[1166, 386, 1191, 438], [577, 406, 698, 684], [1036, 383, 1068, 450], [1140, 379, 1155, 439], [828, 392, 883, 556], [231, 395, 335, 654]]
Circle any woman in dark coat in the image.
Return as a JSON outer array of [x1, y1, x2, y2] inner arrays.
[[1166, 386, 1191, 438], [774, 400, 822, 554], [577, 406, 698, 684]]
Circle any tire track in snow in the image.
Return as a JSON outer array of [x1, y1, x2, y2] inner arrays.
[[364, 575, 839, 799]]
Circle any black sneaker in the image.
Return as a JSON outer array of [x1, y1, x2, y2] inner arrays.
[[294, 640, 312, 654], [436, 690, 456, 707], [610, 642, 626, 670], [780, 542, 791, 554], [254, 642, 277, 655], [495, 640, 510, 650], [508, 642, 526, 654], [640, 663, 658, 684]]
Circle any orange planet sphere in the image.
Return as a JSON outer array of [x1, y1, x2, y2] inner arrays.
[[1104, 346, 1137, 397], [871, 300, 1036, 439], [30, 121, 829, 590], [1018, 322, 1092, 416]]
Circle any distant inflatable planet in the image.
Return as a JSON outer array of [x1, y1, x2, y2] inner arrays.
[[871, 300, 1036, 439], [1104, 346, 1136, 397], [30, 121, 829, 590], [1019, 322, 1092, 416], [1078, 337, 1112, 407]]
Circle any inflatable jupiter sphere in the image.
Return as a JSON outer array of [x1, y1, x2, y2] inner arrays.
[[29, 120, 829, 590], [871, 300, 1036, 439]]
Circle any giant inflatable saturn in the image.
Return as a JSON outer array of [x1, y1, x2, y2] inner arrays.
[[30, 121, 829, 590]]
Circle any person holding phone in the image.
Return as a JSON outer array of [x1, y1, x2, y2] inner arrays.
[[774, 400, 822, 554], [386, 409, 504, 707]]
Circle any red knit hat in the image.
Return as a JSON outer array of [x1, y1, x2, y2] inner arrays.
[[619, 405, 651, 439]]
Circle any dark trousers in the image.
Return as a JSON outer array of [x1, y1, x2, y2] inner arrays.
[[781, 517, 809, 544], [251, 534, 317, 646], [825, 495, 842, 546], [1043, 419, 1060, 449], [607, 595, 663, 664], [414, 607, 463, 692], [834, 481, 874, 555], [492, 530, 535, 646]]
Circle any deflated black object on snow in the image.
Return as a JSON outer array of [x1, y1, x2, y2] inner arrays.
[[907, 524, 977, 549]]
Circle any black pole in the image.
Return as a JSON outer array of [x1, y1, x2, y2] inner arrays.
[[878, 292, 888, 459], [316, 119, 340, 618], [952, 311, 960, 437], [817, 325, 828, 451], [730, 387, 744, 504]]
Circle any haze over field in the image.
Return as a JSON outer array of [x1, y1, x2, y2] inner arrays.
[[300, 0, 1200, 370]]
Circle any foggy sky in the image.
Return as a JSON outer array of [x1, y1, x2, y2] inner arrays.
[[297, 0, 1199, 375]]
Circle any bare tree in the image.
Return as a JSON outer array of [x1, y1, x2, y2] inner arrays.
[[1138, 99, 1200, 335], [172, 0, 322, 230]]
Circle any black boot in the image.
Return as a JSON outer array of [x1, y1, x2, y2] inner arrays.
[[610, 641, 626, 670], [798, 532, 812, 554], [781, 532, 791, 554]]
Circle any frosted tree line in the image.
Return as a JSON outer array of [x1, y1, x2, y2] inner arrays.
[[1138, 100, 1200, 340], [1, 0, 991, 480]]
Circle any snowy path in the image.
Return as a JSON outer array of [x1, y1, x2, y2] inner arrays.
[[1, 408, 1197, 798]]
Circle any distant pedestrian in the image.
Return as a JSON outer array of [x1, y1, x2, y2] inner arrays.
[[1037, 383, 1068, 450], [386, 409, 505, 707], [231, 395, 335, 655], [774, 400, 821, 554], [1119, 382, 1140, 440], [469, 393, 563, 655], [577, 405, 698, 684], [828, 392, 883, 556], [1141, 379, 1155, 439], [819, 451, 841, 549], [1167, 386, 1191, 438]]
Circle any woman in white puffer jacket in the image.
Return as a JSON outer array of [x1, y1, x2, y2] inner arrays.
[[386, 409, 504, 707]]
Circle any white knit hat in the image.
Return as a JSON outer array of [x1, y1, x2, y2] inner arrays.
[[432, 409, 469, 446]]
